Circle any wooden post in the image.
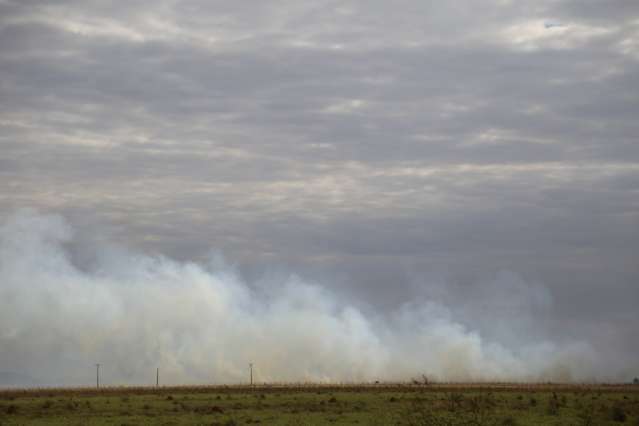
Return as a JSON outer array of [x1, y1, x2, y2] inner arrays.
[[96, 364, 100, 389]]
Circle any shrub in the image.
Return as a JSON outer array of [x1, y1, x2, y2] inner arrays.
[[610, 405, 627, 422], [447, 392, 463, 412], [577, 404, 595, 426], [501, 416, 518, 426], [547, 398, 559, 416]]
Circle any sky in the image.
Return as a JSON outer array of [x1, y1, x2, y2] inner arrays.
[[0, 0, 638, 385]]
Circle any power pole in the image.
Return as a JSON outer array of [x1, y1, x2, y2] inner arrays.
[[249, 363, 253, 386], [96, 364, 100, 389], [156, 367, 159, 387]]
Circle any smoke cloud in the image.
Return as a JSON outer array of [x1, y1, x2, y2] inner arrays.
[[0, 210, 625, 386]]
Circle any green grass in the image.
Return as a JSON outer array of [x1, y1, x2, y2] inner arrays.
[[1, 384, 638, 425]]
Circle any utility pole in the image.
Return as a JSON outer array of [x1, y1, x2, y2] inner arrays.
[[95, 364, 100, 389], [156, 367, 159, 387], [249, 363, 253, 386]]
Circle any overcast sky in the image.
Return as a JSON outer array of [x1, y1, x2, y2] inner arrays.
[[1, 0, 639, 382]]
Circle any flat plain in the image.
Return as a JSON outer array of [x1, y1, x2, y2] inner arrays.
[[1, 383, 638, 425]]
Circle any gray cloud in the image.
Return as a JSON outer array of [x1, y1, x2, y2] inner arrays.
[[0, 0, 638, 384]]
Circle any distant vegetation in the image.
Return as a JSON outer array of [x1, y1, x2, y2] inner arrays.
[[0, 383, 638, 425]]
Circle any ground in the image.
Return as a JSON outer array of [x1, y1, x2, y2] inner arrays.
[[1, 384, 638, 425]]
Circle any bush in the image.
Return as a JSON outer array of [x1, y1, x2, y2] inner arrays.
[[501, 416, 518, 426], [577, 404, 595, 426], [447, 392, 463, 412], [547, 398, 559, 416], [610, 405, 627, 422]]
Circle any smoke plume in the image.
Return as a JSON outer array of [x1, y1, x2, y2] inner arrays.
[[0, 210, 621, 386]]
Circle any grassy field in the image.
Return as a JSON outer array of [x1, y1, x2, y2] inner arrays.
[[1, 383, 638, 425]]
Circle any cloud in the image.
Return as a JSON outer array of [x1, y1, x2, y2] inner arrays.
[[499, 19, 615, 51]]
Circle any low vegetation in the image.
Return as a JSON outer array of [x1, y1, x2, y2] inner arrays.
[[0, 383, 637, 425]]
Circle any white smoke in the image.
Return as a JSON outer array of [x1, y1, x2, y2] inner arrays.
[[0, 210, 612, 386]]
